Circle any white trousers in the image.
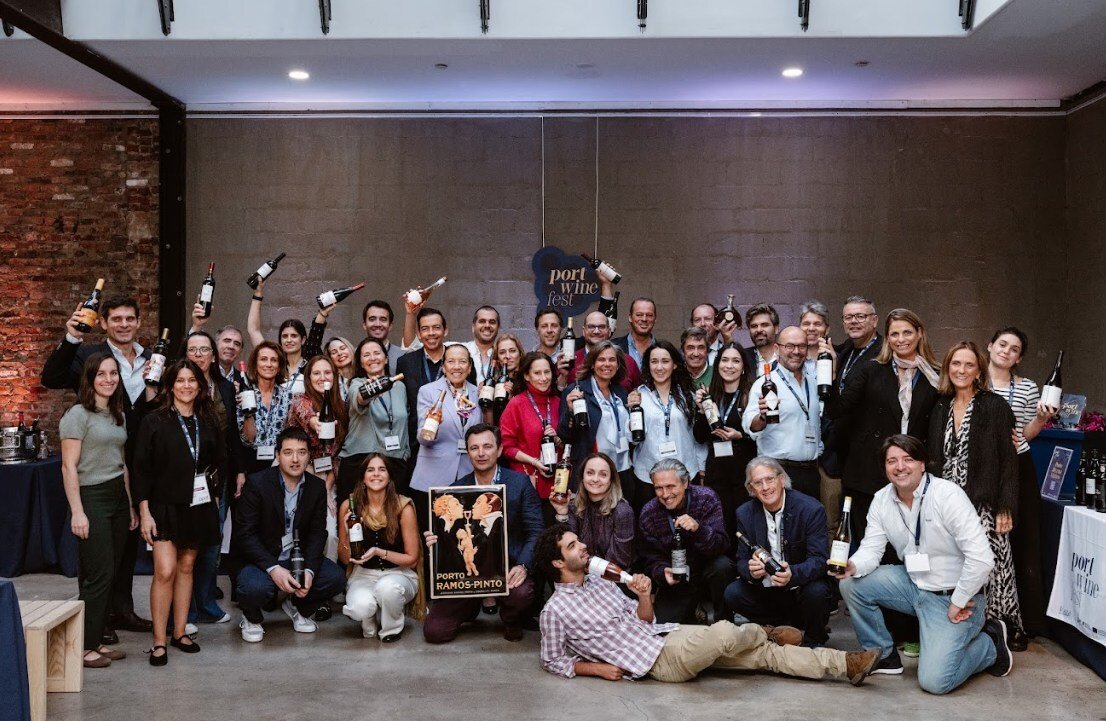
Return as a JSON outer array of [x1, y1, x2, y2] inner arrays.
[[342, 566, 418, 638]]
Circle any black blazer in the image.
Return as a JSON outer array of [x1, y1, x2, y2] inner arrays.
[[557, 380, 630, 478], [210, 373, 242, 482], [132, 408, 226, 505], [692, 391, 757, 487], [833, 334, 883, 388], [734, 489, 829, 588], [926, 391, 1019, 517], [229, 466, 329, 577], [395, 348, 441, 446], [826, 360, 938, 495], [41, 337, 152, 465]]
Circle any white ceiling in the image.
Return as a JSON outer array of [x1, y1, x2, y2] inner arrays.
[[0, 0, 1104, 112]]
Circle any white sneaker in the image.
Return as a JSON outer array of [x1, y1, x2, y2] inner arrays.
[[215, 613, 231, 624], [184, 622, 199, 636], [240, 618, 264, 643], [282, 598, 318, 633]]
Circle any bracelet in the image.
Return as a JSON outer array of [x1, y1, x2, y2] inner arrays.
[[251, 295, 264, 302], [384, 550, 388, 560], [555, 513, 569, 522]]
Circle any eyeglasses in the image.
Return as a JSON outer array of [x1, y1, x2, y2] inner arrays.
[[585, 324, 609, 332], [749, 474, 779, 489], [779, 343, 808, 353], [187, 347, 213, 356], [842, 313, 874, 322]]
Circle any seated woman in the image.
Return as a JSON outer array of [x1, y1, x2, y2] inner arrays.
[[549, 452, 635, 571], [339, 453, 424, 641]]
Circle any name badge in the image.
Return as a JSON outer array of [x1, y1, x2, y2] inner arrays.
[[256, 445, 275, 461], [713, 440, 733, 458], [190, 474, 211, 507], [805, 427, 817, 442], [658, 440, 678, 457], [384, 435, 402, 452], [281, 532, 294, 553], [905, 553, 931, 573], [617, 435, 629, 453], [457, 439, 467, 453], [312, 456, 333, 474]]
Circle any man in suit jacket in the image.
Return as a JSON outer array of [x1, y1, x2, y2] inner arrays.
[[395, 307, 456, 449], [40, 295, 153, 635], [723, 457, 834, 646], [612, 296, 658, 373], [231, 428, 346, 643], [423, 424, 544, 644], [823, 296, 883, 476]]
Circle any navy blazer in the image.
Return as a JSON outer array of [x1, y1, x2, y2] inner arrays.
[[557, 380, 630, 477], [734, 489, 829, 588], [452, 468, 544, 570], [229, 466, 329, 577]]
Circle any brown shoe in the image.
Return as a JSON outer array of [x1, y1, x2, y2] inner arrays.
[[846, 648, 881, 686], [763, 625, 803, 647], [83, 652, 111, 669], [502, 626, 524, 642], [97, 646, 126, 661]]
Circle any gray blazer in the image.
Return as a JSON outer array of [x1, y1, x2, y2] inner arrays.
[[409, 377, 481, 492]]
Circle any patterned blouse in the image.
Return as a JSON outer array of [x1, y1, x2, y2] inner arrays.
[[236, 383, 291, 451], [942, 397, 974, 490]]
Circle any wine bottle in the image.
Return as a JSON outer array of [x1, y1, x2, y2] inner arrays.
[[828, 496, 852, 575], [714, 294, 739, 326], [404, 276, 447, 306], [75, 278, 105, 333], [816, 338, 833, 400], [561, 317, 576, 370], [317, 282, 365, 310], [735, 530, 784, 575], [25, 417, 40, 453], [761, 364, 780, 424], [572, 394, 589, 429], [670, 523, 690, 582], [318, 381, 336, 440], [358, 373, 405, 402], [1088, 460, 1101, 511], [478, 363, 496, 409], [550, 444, 572, 506], [587, 556, 632, 584], [702, 397, 722, 431], [347, 495, 365, 559], [493, 365, 510, 412], [246, 252, 286, 289], [540, 433, 558, 474], [236, 360, 258, 416], [1075, 451, 1087, 506], [629, 399, 645, 443], [581, 252, 622, 284], [199, 262, 215, 318], [290, 530, 305, 586], [1041, 350, 1064, 407], [145, 328, 171, 387], [419, 389, 447, 442], [17, 412, 27, 435], [1097, 462, 1106, 513]]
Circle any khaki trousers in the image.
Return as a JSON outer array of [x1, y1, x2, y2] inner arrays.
[[648, 621, 847, 683]]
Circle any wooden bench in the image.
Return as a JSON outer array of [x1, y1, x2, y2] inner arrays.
[[19, 600, 84, 721]]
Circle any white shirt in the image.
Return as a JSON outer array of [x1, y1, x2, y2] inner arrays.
[[850, 474, 995, 609], [631, 385, 706, 481], [462, 340, 495, 386], [742, 365, 822, 462], [591, 379, 631, 472], [106, 339, 147, 405], [762, 495, 786, 587]]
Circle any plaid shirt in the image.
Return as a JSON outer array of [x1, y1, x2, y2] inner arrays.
[[636, 484, 730, 587], [539, 576, 678, 678]]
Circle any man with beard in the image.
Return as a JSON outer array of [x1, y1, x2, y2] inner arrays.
[[745, 304, 780, 378]]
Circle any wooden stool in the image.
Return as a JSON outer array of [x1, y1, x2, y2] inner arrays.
[[19, 600, 84, 721]]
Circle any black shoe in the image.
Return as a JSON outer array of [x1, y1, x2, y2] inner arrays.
[[313, 605, 332, 623], [869, 649, 904, 675], [1008, 628, 1029, 652], [147, 645, 168, 667], [983, 619, 1013, 676], [101, 627, 119, 645], [381, 631, 403, 643], [111, 612, 153, 633], [170, 636, 201, 654], [214, 587, 224, 600], [481, 601, 498, 615]]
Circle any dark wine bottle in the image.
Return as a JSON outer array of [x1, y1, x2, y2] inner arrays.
[[670, 522, 689, 582], [572, 393, 589, 429], [145, 329, 171, 387], [1098, 462, 1106, 514], [347, 495, 365, 559], [629, 400, 645, 443], [318, 381, 336, 440], [1041, 350, 1064, 407], [550, 445, 572, 506], [539, 433, 558, 474], [561, 317, 576, 370], [246, 252, 285, 289], [1075, 451, 1087, 506], [358, 373, 404, 403], [75, 278, 105, 333], [199, 262, 215, 318], [761, 364, 780, 424], [714, 293, 739, 326], [493, 365, 510, 412], [478, 363, 496, 409], [290, 530, 305, 586], [702, 397, 722, 432], [237, 360, 258, 416], [317, 282, 365, 310], [735, 530, 784, 575], [581, 252, 622, 284], [1084, 459, 1098, 510], [816, 338, 833, 400]]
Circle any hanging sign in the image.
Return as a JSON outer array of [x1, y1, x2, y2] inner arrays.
[[531, 246, 601, 317]]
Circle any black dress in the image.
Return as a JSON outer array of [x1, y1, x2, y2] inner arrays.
[[693, 390, 757, 545]]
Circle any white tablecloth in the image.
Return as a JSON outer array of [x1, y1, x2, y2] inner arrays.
[[1047, 505, 1106, 647]]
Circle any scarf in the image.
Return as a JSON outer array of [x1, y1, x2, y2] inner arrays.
[[894, 356, 939, 433]]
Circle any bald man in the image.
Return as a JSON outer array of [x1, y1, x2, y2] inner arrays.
[[565, 310, 641, 392]]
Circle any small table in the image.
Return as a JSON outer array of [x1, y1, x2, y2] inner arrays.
[[0, 457, 78, 578], [0, 580, 31, 721]]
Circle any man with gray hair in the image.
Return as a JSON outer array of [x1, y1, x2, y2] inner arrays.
[[637, 458, 735, 624], [724, 457, 834, 646]]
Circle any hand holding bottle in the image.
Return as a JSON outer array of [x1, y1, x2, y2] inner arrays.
[[191, 296, 208, 328], [715, 318, 738, 343], [1035, 401, 1059, 420], [627, 389, 642, 406], [749, 555, 767, 579], [712, 426, 742, 441], [694, 387, 708, 409], [65, 304, 87, 341], [565, 388, 584, 404], [828, 559, 856, 579], [269, 565, 301, 594], [768, 560, 792, 588], [817, 336, 836, 363], [672, 513, 699, 533], [627, 573, 651, 597]]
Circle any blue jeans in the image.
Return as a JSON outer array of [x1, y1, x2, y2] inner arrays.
[[189, 493, 229, 623], [235, 558, 347, 624], [840, 564, 996, 695]]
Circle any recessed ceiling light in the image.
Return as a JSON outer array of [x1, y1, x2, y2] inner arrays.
[[434, 63, 449, 69], [749, 112, 763, 117], [288, 69, 310, 80], [782, 67, 803, 79]]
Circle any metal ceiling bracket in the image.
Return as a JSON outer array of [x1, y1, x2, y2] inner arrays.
[[319, 0, 331, 35], [480, 0, 489, 34], [637, 0, 647, 31], [800, 0, 810, 31], [2, 19, 13, 36], [157, 0, 174, 36], [960, 0, 976, 30]]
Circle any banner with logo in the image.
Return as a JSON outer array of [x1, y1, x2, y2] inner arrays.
[[1047, 505, 1106, 647], [531, 246, 601, 318]]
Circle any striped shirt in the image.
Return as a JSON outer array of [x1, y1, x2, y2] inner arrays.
[[539, 576, 678, 678], [992, 376, 1039, 454]]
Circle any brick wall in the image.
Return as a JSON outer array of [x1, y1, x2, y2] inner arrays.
[[186, 115, 1070, 394], [0, 118, 159, 438]]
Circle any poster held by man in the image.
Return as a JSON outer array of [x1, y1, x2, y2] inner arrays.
[[428, 484, 509, 599]]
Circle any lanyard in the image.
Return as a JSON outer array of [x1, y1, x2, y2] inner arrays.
[[590, 378, 624, 433], [526, 392, 552, 427], [891, 360, 921, 389], [652, 388, 674, 438], [422, 353, 443, 385], [839, 337, 878, 389], [721, 391, 741, 425], [375, 388, 395, 431], [175, 411, 200, 474], [774, 367, 811, 419], [284, 481, 303, 532], [894, 474, 931, 550]]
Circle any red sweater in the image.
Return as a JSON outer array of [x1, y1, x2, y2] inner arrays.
[[500, 386, 562, 498]]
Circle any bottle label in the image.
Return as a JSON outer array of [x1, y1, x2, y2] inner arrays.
[[257, 263, 273, 278], [1041, 385, 1062, 407], [494, 382, 507, 398], [541, 442, 558, 466], [317, 420, 336, 440], [561, 338, 575, 356], [553, 468, 570, 494], [238, 390, 257, 410], [422, 417, 440, 435], [763, 391, 779, 410], [147, 354, 166, 382], [349, 523, 364, 543], [597, 261, 618, 282], [671, 549, 689, 575], [842, 497, 852, 513], [817, 359, 833, 386], [405, 290, 422, 305], [479, 384, 495, 401], [77, 308, 98, 326], [318, 290, 337, 308], [630, 412, 644, 431], [1087, 479, 1097, 495], [573, 398, 587, 414], [704, 402, 720, 425], [200, 284, 214, 302], [829, 540, 850, 565]]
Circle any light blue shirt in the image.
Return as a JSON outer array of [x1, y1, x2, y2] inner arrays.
[[278, 474, 304, 563], [590, 378, 631, 472], [742, 365, 822, 462], [631, 385, 706, 482]]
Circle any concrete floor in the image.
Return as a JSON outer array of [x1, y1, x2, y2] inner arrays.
[[10, 573, 1105, 721]]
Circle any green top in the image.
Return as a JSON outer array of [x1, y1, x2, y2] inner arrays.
[[690, 365, 714, 391], [58, 404, 127, 486], [340, 379, 410, 460]]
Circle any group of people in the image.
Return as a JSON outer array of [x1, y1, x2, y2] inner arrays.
[[46, 267, 1051, 694]]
